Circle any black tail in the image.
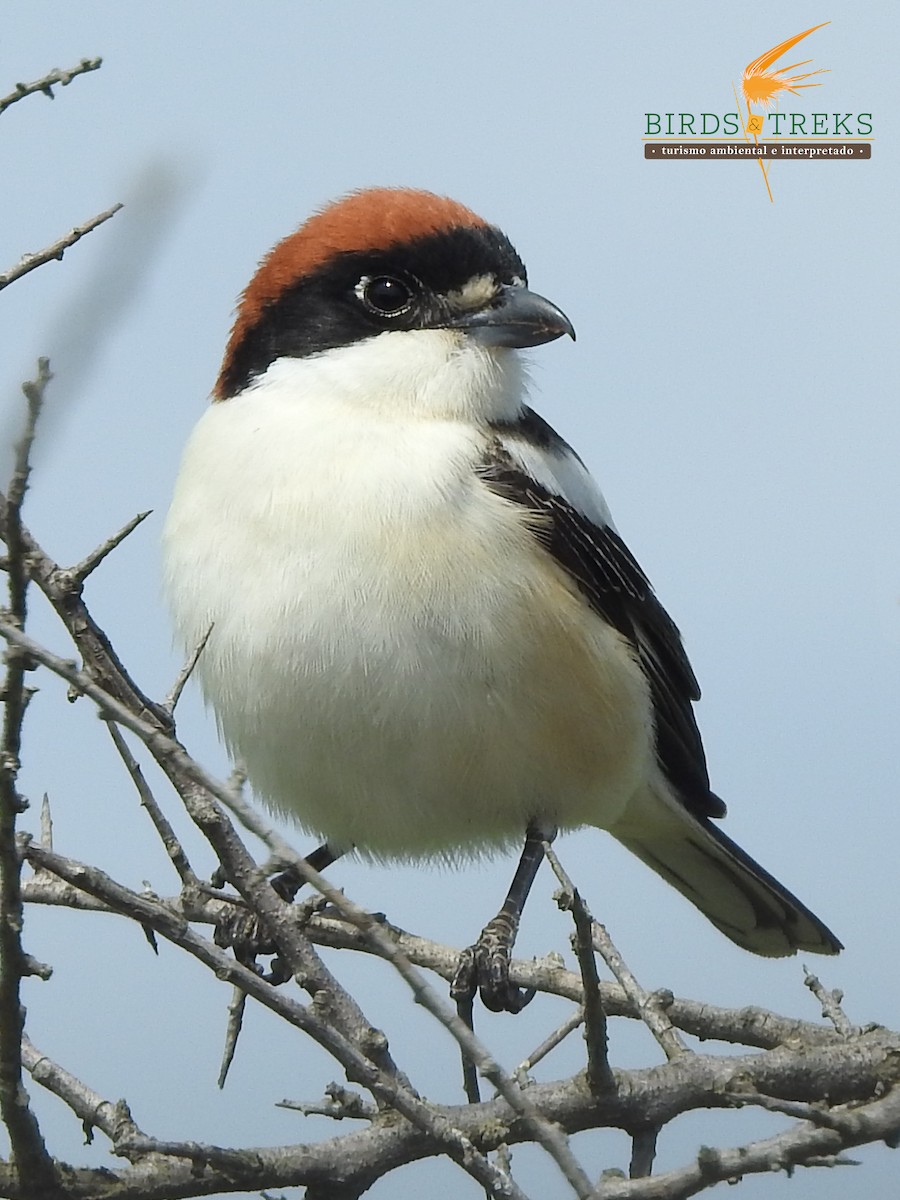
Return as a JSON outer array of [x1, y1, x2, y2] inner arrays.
[[612, 799, 842, 957]]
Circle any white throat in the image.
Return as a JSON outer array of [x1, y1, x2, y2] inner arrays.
[[240, 329, 528, 424]]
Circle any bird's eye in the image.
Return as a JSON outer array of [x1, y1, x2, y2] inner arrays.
[[359, 275, 413, 316]]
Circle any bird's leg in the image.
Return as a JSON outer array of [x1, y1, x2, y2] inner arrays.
[[260, 843, 345, 983], [452, 821, 556, 1014], [270, 842, 342, 901]]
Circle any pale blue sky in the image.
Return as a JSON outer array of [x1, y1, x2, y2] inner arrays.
[[2, 4, 898, 1197]]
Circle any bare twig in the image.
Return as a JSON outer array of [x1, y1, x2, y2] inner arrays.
[[68, 510, 151, 584], [0, 58, 102, 115], [574, 916, 611, 1096], [590, 919, 688, 1061], [514, 1008, 584, 1083], [805, 967, 857, 1038], [456, 993, 480, 1104], [591, 1091, 900, 1200], [0, 503, 168, 725], [114, 1133, 282, 1174], [21, 1034, 144, 1154], [0, 203, 123, 291], [217, 986, 247, 1089], [39, 794, 52, 849], [162, 624, 212, 715], [725, 1089, 850, 1128], [0, 363, 58, 1191], [105, 720, 200, 887], [277, 1084, 378, 1122], [9, 360, 51, 511], [545, 844, 613, 1094], [544, 846, 687, 1067], [23, 871, 112, 912], [3, 361, 52, 633]]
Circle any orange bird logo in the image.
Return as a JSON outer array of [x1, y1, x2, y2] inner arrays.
[[735, 22, 830, 201]]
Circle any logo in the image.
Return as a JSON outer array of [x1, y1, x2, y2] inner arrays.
[[643, 23, 873, 202]]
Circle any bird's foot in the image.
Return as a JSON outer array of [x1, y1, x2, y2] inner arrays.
[[451, 912, 535, 1014], [213, 906, 293, 985], [212, 884, 327, 987], [269, 866, 304, 902]]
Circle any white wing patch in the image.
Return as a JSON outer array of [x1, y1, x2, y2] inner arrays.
[[496, 431, 616, 530]]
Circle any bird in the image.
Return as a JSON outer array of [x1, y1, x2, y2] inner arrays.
[[162, 186, 841, 1012]]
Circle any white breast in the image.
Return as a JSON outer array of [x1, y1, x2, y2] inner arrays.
[[163, 340, 654, 859]]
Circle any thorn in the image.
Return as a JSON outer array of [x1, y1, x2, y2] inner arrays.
[[163, 624, 213, 716], [69, 511, 152, 584]]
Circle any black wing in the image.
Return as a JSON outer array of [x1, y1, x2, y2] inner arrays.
[[481, 434, 725, 822]]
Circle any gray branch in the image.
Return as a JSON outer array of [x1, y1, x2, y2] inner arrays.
[[0, 362, 59, 1193], [0, 58, 102, 115], [17, 837, 900, 1196], [0, 204, 123, 291], [18, 870, 860, 1051]]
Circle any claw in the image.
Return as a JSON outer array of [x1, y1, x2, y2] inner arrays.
[[451, 914, 535, 1014], [450, 824, 552, 1014], [450, 944, 477, 1003]]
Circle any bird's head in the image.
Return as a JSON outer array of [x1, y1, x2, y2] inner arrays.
[[214, 187, 574, 415]]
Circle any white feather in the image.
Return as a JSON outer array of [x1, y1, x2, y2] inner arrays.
[[496, 430, 615, 528], [163, 333, 655, 859]]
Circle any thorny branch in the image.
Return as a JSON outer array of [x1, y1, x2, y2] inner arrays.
[[805, 967, 858, 1038], [0, 204, 124, 293], [162, 626, 212, 717], [69, 511, 151, 585], [0, 493, 167, 723], [12, 837, 900, 1199], [105, 721, 200, 889], [0, 58, 102, 116], [1, 365, 898, 1198], [0, 403, 584, 1196], [0, 617, 596, 1200], [14, 870, 874, 1053], [21, 1036, 144, 1153], [545, 843, 613, 1095], [0, 364, 59, 1194]]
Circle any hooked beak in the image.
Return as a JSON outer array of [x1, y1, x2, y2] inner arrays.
[[450, 284, 576, 348]]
